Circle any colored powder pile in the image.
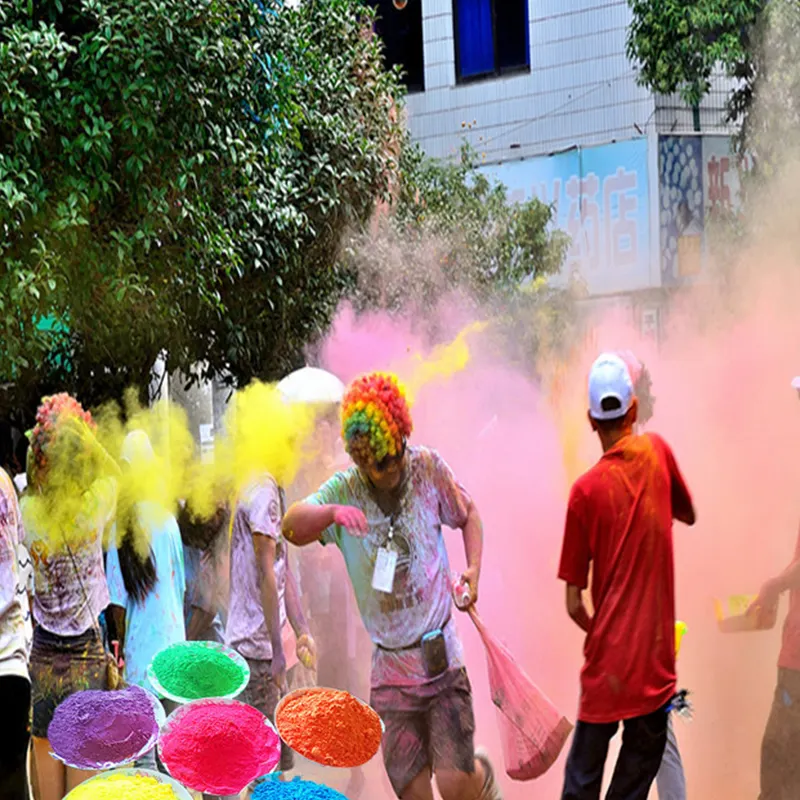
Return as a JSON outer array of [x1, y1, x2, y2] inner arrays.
[[49, 686, 158, 769], [252, 777, 348, 800], [275, 688, 382, 768], [152, 643, 246, 700], [67, 773, 179, 800], [159, 701, 281, 795]]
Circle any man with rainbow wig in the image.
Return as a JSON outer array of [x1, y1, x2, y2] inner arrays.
[[283, 372, 502, 800]]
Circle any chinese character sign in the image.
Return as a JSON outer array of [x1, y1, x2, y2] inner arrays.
[[482, 139, 651, 295], [660, 135, 751, 286]]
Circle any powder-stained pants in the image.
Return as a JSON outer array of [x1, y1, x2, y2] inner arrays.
[[370, 667, 477, 797], [655, 716, 686, 800], [760, 667, 800, 800]]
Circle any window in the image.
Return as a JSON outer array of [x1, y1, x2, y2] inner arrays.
[[369, 0, 425, 93], [452, 0, 530, 83]]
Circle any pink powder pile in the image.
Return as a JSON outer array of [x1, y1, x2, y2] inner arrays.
[[159, 700, 281, 795]]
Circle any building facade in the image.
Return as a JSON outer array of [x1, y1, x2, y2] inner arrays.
[[371, 0, 745, 341]]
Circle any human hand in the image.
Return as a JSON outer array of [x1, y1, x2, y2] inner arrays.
[[750, 579, 781, 618], [332, 505, 369, 537], [458, 566, 480, 611], [296, 633, 317, 670]]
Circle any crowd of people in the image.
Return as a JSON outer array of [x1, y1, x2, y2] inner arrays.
[[0, 355, 799, 800]]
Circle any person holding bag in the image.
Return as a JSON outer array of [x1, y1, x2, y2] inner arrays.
[[21, 394, 119, 800]]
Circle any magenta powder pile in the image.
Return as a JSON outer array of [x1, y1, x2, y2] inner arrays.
[[48, 686, 159, 769], [159, 700, 281, 795]]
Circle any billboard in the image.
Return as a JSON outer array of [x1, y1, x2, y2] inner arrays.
[[659, 134, 749, 285], [482, 138, 651, 296]]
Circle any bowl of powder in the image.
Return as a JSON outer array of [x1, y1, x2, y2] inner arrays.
[[158, 698, 282, 795], [275, 687, 384, 768], [251, 776, 349, 799], [49, 686, 165, 771], [147, 640, 250, 704], [65, 768, 192, 800]]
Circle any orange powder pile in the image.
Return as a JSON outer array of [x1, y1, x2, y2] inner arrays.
[[275, 688, 382, 768]]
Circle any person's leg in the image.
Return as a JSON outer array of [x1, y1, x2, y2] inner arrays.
[[0, 676, 32, 800], [561, 720, 617, 800], [655, 715, 686, 800], [32, 738, 65, 800], [400, 770, 435, 800], [759, 668, 800, 800], [426, 670, 493, 800], [370, 684, 431, 799], [606, 707, 668, 800], [65, 767, 97, 793]]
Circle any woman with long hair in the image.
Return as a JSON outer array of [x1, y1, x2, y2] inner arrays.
[[105, 431, 185, 736], [23, 394, 118, 800]]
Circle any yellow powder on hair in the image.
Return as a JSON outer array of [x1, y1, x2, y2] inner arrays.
[[67, 773, 180, 800]]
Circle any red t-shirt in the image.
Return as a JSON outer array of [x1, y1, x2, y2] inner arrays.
[[558, 432, 692, 723], [778, 527, 800, 672]]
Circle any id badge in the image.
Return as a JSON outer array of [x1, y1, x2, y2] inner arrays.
[[371, 546, 398, 594]]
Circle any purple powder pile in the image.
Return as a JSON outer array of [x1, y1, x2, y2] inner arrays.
[[49, 685, 159, 769]]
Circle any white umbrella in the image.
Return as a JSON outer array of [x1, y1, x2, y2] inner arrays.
[[277, 367, 345, 405]]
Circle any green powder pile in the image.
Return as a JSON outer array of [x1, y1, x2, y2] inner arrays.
[[152, 644, 246, 700]]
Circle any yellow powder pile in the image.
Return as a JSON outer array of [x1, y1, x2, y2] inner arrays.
[[68, 774, 180, 800]]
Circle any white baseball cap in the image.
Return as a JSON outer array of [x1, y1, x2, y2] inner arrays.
[[588, 353, 634, 421], [120, 429, 155, 464], [792, 377, 800, 390]]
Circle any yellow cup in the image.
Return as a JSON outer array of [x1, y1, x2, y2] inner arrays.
[[675, 620, 687, 657]]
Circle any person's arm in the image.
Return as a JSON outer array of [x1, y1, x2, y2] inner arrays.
[[558, 484, 592, 632], [565, 584, 592, 632], [753, 544, 800, 611], [282, 501, 367, 546], [285, 562, 309, 639], [658, 435, 696, 526], [460, 500, 483, 607], [253, 534, 285, 685], [107, 604, 126, 652], [187, 607, 216, 641]]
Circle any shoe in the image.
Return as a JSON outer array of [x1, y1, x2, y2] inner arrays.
[[475, 747, 504, 800]]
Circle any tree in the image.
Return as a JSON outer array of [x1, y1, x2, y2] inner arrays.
[[626, 0, 800, 169], [345, 142, 570, 313], [1, 0, 403, 419]]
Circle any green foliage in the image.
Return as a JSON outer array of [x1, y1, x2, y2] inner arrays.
[[346, 142, 570, 312], [626, 0, 762, 107], [1, 0, 403, 416]]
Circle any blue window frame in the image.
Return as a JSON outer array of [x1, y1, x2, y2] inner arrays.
[[453, 0, 530, 83]]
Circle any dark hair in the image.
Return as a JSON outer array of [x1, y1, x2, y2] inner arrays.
[[117, 510, 157, 606], [177, 503, 227, 551], [593, 397, 632, 433]]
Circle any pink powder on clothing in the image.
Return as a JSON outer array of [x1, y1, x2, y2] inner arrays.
[[158, 700, 281, 795]]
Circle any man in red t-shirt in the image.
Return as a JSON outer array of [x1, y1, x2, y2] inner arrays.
[[558, 353, 695, 800], [751, 375, 800, 799]]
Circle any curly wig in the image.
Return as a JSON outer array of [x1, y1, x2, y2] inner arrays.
[[341, 373, 412, 466]]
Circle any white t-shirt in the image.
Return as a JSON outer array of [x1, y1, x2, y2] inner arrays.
[[0, 469, 29, 680]]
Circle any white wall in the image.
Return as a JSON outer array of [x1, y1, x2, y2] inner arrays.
[[407, 0, 656, 164]]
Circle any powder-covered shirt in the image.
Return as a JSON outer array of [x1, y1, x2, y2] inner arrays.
[[16, 542, 33, 658], [0, 468, 29, 680], [225, 476, 288, 662], [559, 432, 692, 723], [106, 502, 186, 688], [184, 544, 224, 644], [24, 477, 115, 638], [306, 446, 470, 688], [778, 524, 800, 672]]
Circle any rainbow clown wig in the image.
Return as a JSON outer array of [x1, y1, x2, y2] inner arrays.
[[341, 373, 413, 467]]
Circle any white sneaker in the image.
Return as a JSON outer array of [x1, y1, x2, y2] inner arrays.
[[475, 747, 504, 800]]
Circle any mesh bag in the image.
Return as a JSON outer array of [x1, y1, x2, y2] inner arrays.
[[469, 608, 573, 781]]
